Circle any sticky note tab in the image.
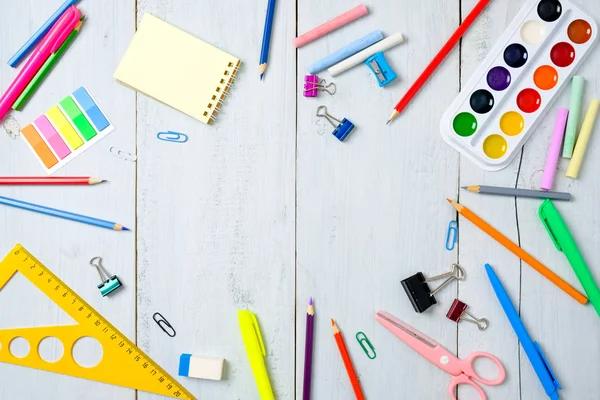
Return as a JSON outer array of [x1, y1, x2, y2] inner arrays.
[[60, 96, 97, 141], [21, 125, 58, 168], [72, 87, 110, 131], [46, 106, 84, 150], [34, 115, 71, 159]]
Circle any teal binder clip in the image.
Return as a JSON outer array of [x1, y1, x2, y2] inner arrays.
[[90, 256, 122, 297], [365, 52, 397, 87]]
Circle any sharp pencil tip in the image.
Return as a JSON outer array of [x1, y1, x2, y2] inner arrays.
[[461, 186, 467, 189], [330, 318, 335, 326], [386, 120, 391, 126], [446, 198, 453, 203], [122, 227, 130, 231], [309, 297, 313, 305], [260, 74, 263, 81]]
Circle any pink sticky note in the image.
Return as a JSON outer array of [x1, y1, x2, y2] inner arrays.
[[34, 115, 71, 159]]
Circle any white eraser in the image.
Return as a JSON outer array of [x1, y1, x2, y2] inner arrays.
[[179, 354, 224, 380]]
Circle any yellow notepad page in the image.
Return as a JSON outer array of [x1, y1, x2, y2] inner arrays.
[[114, 14, 240, 124]]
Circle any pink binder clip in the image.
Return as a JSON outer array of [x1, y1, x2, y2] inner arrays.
[[303, 75, 336, 97], [446, 299, 489, 330]]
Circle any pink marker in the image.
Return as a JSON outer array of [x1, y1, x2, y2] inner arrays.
[[0, 6, 81, 122], [541, 108, 569, 191], [293, 5, 368, 48]]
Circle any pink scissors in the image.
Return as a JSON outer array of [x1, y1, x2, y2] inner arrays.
[[376, 311, 505, 400]]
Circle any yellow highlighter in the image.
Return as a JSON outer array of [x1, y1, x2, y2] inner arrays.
[[238, 310, 275, 400]]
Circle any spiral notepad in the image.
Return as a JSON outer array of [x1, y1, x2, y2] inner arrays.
[[114, 14, 240, 125]]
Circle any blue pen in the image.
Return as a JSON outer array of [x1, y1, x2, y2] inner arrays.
[[485, 264, 561, 400], [8, 0, 79, 67]]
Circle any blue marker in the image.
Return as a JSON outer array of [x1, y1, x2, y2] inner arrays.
[[485, 264, 561, 400], [8, 0, 80, 67]]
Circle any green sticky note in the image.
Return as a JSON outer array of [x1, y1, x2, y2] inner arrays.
[[60, 96, 97, 141]]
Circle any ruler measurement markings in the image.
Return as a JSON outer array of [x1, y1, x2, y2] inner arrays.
[[8, 246, 195, 399]]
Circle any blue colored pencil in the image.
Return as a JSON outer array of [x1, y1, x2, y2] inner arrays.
[[0, 196, 128, 231], [8, 0, 80, 68], [259, 0, 277, 80]]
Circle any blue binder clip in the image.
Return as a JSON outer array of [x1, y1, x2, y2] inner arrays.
[[90, 257, 123, 297], [365, 52, 397, 87], [316, 105, 355, 142]]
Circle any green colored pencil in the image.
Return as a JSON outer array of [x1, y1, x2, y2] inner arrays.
[[12, 17, 85, 111]]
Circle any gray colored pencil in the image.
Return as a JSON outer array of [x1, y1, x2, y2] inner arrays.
[[462, 185, 571, 201]]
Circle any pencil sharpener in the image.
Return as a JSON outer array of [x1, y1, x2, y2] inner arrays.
[[365, 52, 397, 87], [401, 272, 437, 313], [98, 276, 123, 297]]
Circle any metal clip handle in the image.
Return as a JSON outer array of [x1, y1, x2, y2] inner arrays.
[[90, 256, 109, 283], [461, 310, 489, 331], [427, 263, 465, 296], [316, 105, 342, 128]]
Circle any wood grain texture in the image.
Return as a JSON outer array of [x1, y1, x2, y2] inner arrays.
[[0, 0, 136, 399], [0, 0, 599, 399], [134, 0, 296, 398]]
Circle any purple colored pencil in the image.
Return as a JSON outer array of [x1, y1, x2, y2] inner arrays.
[[303, 297, 315, 400]]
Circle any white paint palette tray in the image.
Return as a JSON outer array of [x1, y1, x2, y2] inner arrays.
[[440, 0, 598, 171]]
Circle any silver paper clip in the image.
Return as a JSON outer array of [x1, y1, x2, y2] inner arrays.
[[110, 146, 137, 162], [3, 115, 20, 139], [157, 131, 189, 143]]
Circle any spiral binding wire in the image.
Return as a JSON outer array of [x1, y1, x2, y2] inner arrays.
[[206, 62, 241, 124]]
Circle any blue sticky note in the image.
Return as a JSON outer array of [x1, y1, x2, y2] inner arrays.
[[72, 87, 110, 131]]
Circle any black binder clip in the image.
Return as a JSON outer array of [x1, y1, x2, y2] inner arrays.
[[316, 105, 355, 142], [401, 263, 465, 313]]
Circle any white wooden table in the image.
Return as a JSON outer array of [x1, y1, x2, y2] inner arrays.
[[0, 0, 599, 399]]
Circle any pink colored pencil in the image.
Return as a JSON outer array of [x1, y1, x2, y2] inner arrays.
[[541, 108, 569, 191], [293, 5, 368, 48]]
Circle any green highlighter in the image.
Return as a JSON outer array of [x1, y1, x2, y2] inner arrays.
[[12, 16, 85, 111], [539, 199, 600, 316]]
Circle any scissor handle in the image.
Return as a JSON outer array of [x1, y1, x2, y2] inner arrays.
[[462, 352, 506, 386], [447, 374, 486, 400]]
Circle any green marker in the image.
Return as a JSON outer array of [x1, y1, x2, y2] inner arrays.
[[12, 17, 85, 111], [539, 199, 600, 317], [562, 76, 585, 158]]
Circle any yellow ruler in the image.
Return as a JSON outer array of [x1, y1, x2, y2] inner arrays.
[[0, 244, 196, 400]]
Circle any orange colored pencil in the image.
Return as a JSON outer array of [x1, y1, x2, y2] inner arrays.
[[331, 319, 364, 400], [447, 199, 587, 304]]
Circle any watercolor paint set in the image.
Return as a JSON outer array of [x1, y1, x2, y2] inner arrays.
[[440, 0, 598, 171], [20, 87, 114, 174]]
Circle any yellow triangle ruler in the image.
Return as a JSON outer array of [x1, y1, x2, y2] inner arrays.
[[0, 244, 196, 400]]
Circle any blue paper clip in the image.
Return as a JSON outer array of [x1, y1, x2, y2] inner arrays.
[[446, 220, 458, 251], [365, 52, 397, 87], [157, 131, 189, 143], [316, 105, 355, 142]]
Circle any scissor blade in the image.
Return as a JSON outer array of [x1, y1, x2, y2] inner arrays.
[[376, 311, 438, 355]]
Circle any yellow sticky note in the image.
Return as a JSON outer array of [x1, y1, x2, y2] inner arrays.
[[46, 106, 84, 150], [114, 14, 240, 124]]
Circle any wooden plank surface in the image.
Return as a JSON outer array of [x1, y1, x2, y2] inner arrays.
[[0, 0, 136, 399], [0, 0, 599, 399]]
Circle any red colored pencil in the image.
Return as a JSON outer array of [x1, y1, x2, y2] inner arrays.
[[387, 0, 491, 124], [332, 319, 364, 400], [0, 177, 105, 185]]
